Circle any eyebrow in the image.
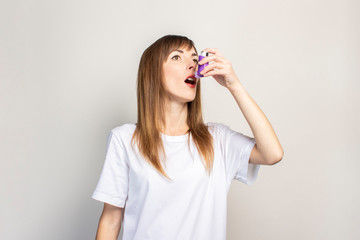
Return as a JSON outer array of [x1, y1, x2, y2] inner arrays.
[[172, 49, 198, 57]]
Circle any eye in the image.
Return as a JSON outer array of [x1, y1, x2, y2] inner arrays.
[[171, 55, 181, 60], [193, 59, 198, 64]]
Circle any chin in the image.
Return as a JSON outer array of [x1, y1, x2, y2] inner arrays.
[[184, 94, 196, 103], [167, 90, 196, 104]]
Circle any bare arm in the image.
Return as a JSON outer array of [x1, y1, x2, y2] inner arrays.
[[228, 82, 284, 165], [199, 48, 284, 165], [95, 203, 124, 240]]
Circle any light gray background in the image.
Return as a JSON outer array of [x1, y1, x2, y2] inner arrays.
[[1, 0, 359, 239]]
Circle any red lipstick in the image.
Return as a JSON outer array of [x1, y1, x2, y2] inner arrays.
[[184, 75, 197, 88]]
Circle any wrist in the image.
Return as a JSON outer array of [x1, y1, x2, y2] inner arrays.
[[227, 80, 244, 93]]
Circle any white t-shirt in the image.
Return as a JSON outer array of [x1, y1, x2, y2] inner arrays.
[[91, 122, 260, 240]]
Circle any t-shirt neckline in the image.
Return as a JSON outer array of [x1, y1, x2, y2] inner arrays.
[[160, 132, 189, 142]]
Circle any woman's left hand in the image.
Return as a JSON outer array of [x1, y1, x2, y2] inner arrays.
[[198, 48, 241, 90]]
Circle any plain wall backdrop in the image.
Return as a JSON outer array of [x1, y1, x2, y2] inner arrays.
[[1, 0, 359, 239]]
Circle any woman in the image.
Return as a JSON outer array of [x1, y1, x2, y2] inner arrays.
[[91, 34, 283, 240]]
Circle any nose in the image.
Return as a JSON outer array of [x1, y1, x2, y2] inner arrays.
[[187, 59, 197, 71]]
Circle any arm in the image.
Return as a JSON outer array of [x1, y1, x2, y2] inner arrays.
[[199, 48, 284, 165], [227, 82, 284, 165], [95, 203, 124, 240]]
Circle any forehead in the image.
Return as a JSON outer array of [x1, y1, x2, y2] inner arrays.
[[168, 41, 197, 53], [169, 48, 198, 56], [168, 42, 197, 55]]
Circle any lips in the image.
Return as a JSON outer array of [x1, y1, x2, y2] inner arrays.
[[184, 75, 197, 86]]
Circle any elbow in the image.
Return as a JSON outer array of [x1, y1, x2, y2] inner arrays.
[[267, 149, 284, 165]]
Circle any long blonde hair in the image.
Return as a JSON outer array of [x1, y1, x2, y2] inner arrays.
[[131, 34, 214, 181]]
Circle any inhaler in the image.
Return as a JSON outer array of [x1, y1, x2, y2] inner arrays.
[[195, 51, 209, 78]]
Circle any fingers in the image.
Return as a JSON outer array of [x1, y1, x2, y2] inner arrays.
[[198, 48, 225, 65], [203, 68, 224, 77], [200, 62, 222, 75], [198, 54, 224, 65], [202, 48, 224, 58], [198, 48, 232, 77]]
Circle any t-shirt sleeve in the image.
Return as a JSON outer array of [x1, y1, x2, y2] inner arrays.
[[216, 123, 260, 185], [91, 129, 129, 208]]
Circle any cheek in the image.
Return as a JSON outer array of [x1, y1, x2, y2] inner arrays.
[[163, 65, 182, 86]]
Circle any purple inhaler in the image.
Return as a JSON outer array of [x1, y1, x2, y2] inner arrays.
[[195, 51, 209, 78]]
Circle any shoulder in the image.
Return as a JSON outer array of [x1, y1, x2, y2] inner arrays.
[[109, 123, 137, 141], [206, 121, 231, 134]]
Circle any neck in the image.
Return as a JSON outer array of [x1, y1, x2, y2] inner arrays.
[[161, 100, 189, 136]]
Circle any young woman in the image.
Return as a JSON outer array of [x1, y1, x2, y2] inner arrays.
[[91, 34, 283, 240]]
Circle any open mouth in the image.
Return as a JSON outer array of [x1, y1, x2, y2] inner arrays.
[[184, 76, 197, 88]]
